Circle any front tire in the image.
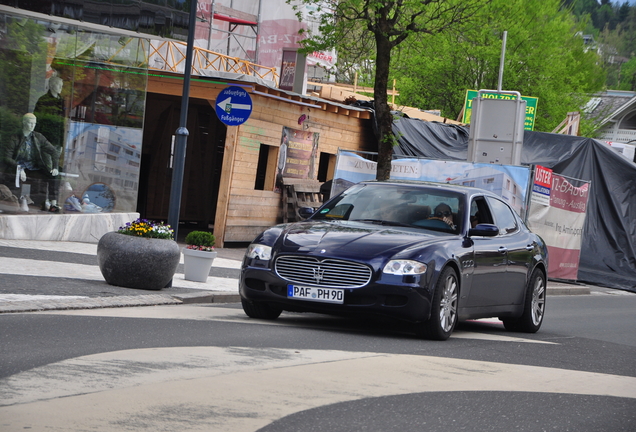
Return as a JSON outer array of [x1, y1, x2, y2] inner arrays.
[[415, 267, 458, 340], [241, 298, 282, 320], [503, 269, 546, 333]]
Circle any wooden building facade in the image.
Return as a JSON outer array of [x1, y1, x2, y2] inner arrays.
[[142, 73, 375, 246]]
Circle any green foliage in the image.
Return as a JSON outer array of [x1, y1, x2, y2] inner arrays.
[[565, 0, 636, 91], [614, 57, 636, 90], [289, 0, 486, 180], [0, 108, 21, 171], [185, 231, 216, 247], [394, 0, 605, 133], [0, 18, 48, 115], [0, 107, 22, 140]]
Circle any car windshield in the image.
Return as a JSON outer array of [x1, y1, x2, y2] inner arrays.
[[312, 183, 464, 234]]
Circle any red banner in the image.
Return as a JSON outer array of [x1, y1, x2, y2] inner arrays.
[[527, 171, 590, 280]]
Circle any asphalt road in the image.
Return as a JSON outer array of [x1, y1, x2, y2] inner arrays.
[[0, 291, 635, 432]]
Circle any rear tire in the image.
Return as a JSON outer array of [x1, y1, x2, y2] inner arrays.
[[241, 298, 282, 320], [414, 267, 458, 340], [503, 269, 546, 333]]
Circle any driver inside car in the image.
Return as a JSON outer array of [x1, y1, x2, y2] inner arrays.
[[429, 203, 455, 229]]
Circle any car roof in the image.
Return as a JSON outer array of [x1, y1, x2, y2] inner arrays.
[[359, 180, 502, 200]]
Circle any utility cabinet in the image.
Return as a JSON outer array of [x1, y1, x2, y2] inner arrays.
[[467, 90, 526, 166]]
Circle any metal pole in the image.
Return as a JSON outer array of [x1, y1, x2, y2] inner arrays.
[[208, 0, 215, 52], [255, 0, 263, 64], [498, 31, 507, 92], [168, 0, 198, 241]]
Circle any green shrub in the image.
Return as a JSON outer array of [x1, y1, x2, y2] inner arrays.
[[185, 230, 215, 247]]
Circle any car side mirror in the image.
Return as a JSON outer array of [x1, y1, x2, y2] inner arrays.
[[298, 207, 315, 219], [468, 223, 499, 237]]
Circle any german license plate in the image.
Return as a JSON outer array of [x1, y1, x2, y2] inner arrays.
[[287, 285, 344, 304]]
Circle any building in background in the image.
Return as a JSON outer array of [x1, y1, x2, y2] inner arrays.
[[450, 167, 524, 215], [0, 1, 374, 245]]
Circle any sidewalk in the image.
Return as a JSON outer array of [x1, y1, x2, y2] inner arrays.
[[0, 239, 597, 314], [0, 239, 243, 313]]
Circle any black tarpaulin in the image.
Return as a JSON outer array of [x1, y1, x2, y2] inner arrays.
[[392, 118, 636, 292]]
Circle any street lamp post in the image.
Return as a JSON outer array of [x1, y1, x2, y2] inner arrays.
[[168, 0, 198, 242]]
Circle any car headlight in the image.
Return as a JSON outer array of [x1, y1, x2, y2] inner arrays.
[[246, 244, 272, 261], [383, 260, 427, 275]]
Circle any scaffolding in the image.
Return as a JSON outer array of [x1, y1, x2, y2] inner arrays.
[[105, 38, 278, 85]]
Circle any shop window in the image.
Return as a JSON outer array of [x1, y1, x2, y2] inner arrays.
[[254, 144, 277, 191], [0, 12, 148, 215]]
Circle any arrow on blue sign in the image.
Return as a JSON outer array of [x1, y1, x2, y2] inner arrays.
[[217, 97, 251, 112], [215, 86, 253, 126]]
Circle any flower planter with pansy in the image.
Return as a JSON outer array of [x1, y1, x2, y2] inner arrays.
[[97, 218, 180, 290]]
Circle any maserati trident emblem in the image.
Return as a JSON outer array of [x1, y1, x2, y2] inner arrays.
[[312, 267, 325, 284]]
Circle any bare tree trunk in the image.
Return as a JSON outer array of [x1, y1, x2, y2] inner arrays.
[[373, 31, 394, 181]]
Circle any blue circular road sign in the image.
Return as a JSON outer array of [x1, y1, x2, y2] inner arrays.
[[215, 86, 253, 126]]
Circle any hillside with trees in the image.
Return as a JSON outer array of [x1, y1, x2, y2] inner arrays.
[[566, 0, 636, 90], [394, 0, 606, 134]]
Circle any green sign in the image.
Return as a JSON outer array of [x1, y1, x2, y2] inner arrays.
[[462, 90, 538, 131]]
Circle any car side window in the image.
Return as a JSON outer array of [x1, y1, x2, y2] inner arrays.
[[486, 197, 518, 235], [470, 197, 493, 227]]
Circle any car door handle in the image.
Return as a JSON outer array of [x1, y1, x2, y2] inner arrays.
[[498, 246, 508, 253]]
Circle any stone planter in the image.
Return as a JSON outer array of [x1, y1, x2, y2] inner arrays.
[[182, 247, 217, 282], [97, 232, 180, 290]]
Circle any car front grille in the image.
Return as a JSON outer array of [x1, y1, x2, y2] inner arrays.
[[275, 255, 372, 288]]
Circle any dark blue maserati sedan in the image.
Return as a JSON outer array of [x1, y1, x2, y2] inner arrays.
[[240, 181, 548, 340]]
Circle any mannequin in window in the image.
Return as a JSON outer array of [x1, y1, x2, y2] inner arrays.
[[2, 113, 60, 211], [34, 75, 66, 163], [34, 76, 65, 118]]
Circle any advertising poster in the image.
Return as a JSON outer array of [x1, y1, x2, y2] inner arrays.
[[527, 172, 590, 280], [276, 127, 318, 190], [332, 151, 531, 217], [279, 50, 298, 91], [531, 165, 552, 206]]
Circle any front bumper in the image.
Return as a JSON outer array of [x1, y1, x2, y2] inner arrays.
[[240, 266, 433, 323]]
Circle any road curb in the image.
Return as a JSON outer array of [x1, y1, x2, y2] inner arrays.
[[547, 286, 591, 295], [172, 292, 241, 304], [0, 292, 241, 314], [0, 286, 590, 314], [0, 294, 182, 314]]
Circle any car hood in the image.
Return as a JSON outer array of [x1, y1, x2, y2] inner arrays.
[[276, 220, 445, 260]]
